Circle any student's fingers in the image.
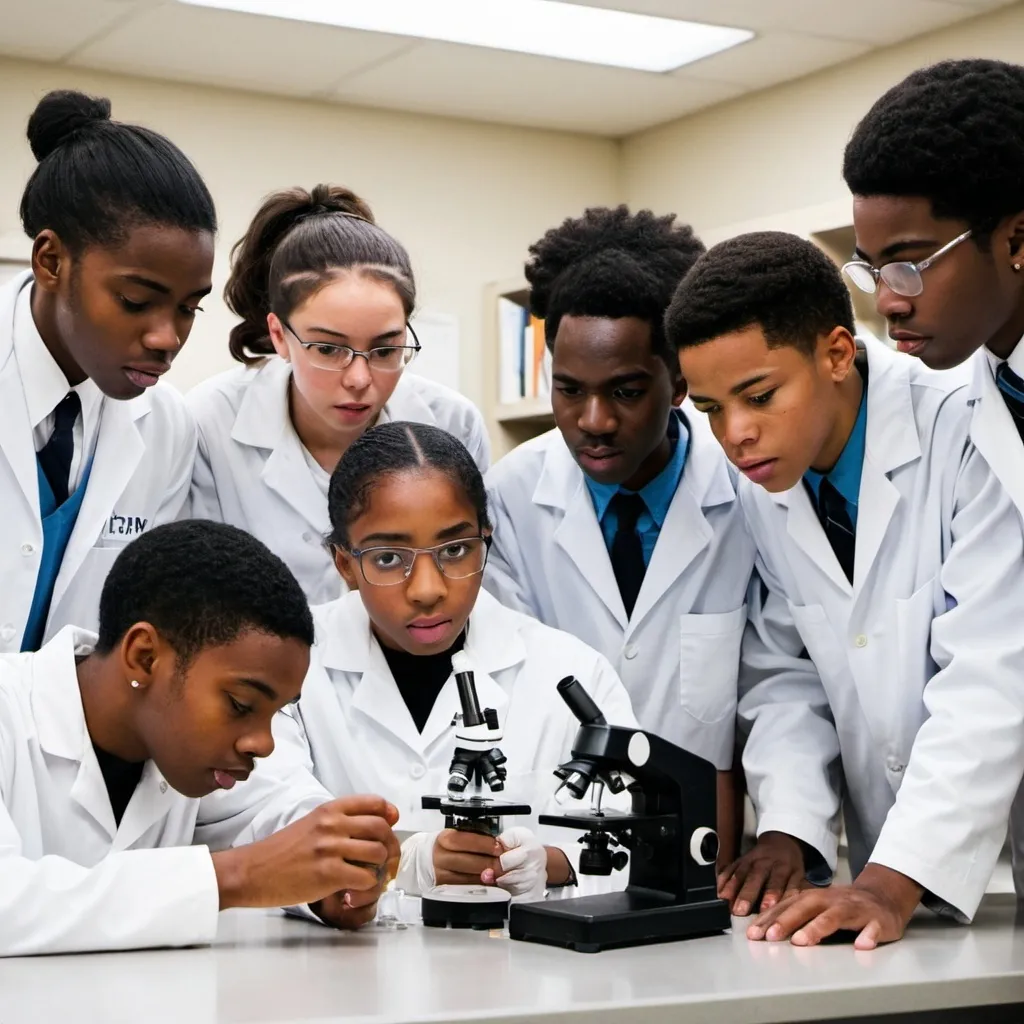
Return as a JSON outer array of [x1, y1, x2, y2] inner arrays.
[[434, 850, 502, 877], [854, 920, 882, 952], [758, 861, 797, 913], [436, 829, 502, 857], [331, 794, 395, 821], [335, 813, 397, 845], [751, 891, 830, 942], [732, 861, 773, 917], [790, 904, 859, 947], [435, 867, 492, 887], [338, 836, 390, 866], [341, 887, 382, 910], [717, 859, 742, 899]]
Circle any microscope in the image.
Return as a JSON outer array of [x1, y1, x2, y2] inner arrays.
[[508, 676, 730, 952], [420, 651, 531, 929]]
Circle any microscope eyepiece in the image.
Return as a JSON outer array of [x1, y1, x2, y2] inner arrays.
[[557, 676, 607, 726], [452, 651, 484, 728]]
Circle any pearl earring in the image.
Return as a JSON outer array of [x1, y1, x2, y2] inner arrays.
[[130, 679, 140, 689], [1014, 263, 1022, 271]]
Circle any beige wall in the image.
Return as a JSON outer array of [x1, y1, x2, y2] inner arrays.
[[0, 57, 620, 403], [622, 1, 1024, 245]]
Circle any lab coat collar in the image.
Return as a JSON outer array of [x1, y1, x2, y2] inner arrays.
[[313, 589, 523, 754], [767, 339, 921, 594], [532, 410, 737, 630], [969, 345, 1024, 516], [29, 625, 179, 845], [232, 357, 329, 532], [0, 272, 43, 513]]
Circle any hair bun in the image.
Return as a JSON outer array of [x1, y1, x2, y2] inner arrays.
[[308, 183, 375, 224], [27, 89, 112, 162]]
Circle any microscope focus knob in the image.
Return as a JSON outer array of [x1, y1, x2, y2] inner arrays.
[[689, 827, 719, 867], [610, 851, 629, 872]]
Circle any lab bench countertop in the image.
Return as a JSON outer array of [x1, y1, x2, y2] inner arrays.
[[3, 895, 1024, 1024]]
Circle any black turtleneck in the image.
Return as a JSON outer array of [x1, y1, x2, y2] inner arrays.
[[380, 632, 466, 733]]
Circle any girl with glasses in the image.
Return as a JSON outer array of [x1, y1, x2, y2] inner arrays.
[[274, 421, 637, 905], [187, 184, 490, 604]]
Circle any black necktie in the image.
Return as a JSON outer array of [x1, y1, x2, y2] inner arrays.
[[815, 478, 856, 583], [609, 492, 647, 618], [37, 391, 81, 506], [996, 361, 1024, 443]]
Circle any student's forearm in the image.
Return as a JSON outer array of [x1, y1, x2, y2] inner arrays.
[[0, 847, 218, 957], [716, 769, 741, 867]]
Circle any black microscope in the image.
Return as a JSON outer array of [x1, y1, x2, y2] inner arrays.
[[508, 676, 730, 952], [420, 650, 530, 929]]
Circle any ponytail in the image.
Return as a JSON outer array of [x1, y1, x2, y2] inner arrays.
[[224, 183, 414, 365]]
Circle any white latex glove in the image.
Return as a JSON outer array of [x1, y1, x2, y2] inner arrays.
[[492, 827, 547, 902], [393, 830, 439, 897]]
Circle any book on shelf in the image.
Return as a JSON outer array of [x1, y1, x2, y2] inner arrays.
[[498, 294, 549, 404]]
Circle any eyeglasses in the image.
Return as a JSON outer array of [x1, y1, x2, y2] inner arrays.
[[349, 537, 489, 587], [283, 320, 421, 373], [842, 230, 972, 298]]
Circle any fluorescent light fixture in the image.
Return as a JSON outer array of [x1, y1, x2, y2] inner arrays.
[[175, 0, 753, 73]]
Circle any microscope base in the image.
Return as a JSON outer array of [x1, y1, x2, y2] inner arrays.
[[508, 889, 730, 953], [422, 885, 511, 931]]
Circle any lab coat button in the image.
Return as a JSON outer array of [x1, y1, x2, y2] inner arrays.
[[0, 625, 14, 643], [20, 542, 35, 556], [409, 764, 426, 780], [302, 531, 314, 544], [854, 634, 868, 648], [886, 758, 904, 774], [623, 644, 639, 660], [159, 781, 168, 793]]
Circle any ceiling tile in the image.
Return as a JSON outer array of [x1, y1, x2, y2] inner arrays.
[[680, 31, 870, 88], [0, 0, 150, 62], [331, 42, 746, 136], [67, 2, 415, 97]]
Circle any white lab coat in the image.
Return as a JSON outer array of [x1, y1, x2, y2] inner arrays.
[[482, 408, 755, 770], [0, 272, 197, 652], [965, 344, 1024, 897], [739, 338, 1024, 919], [273, 588, 638, 861], [0, 626, 333, 957], [186, 357, 492, 605]]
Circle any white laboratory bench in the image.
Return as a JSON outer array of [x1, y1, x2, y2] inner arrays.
[[2, 895, 1023, 1024]]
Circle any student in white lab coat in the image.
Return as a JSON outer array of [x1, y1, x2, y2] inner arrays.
[[666, 232, 1024, 949], [2, 89, 213, 653], [187, 184, 490, 605], [274, 421, 637, 901], [0, 519, 401, 957], [483, 207, 755, 863], [842, 59, 1024, 519]]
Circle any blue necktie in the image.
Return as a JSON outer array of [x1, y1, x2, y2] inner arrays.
[[996, 362, 1024, 441], [37, 391, 81, 506]]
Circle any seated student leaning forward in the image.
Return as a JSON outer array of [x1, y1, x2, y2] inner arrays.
[[0, 520, 400, 957], [666, 231, 1024, 949], [274, 421, 639, 902]]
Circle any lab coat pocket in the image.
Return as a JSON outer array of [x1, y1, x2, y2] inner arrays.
[[678, 606, 746, 724], [895, 577, 939, 703]]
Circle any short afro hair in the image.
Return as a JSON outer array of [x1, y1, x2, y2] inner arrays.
[[525, 205, 705, 368], [844, 59, 1024, 241], [666, 231, 854, 354], [95, 520, 313, 666]]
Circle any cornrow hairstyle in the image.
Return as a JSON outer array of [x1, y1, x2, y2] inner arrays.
[[224, 183, 416, 364], [524, 204, 705, 368], [327, 422, 491, 549], [20, 89, 216, 253], [666, 231, 854, 354], [95, 520, 313, 667], [844, 59, 1024, 243]]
